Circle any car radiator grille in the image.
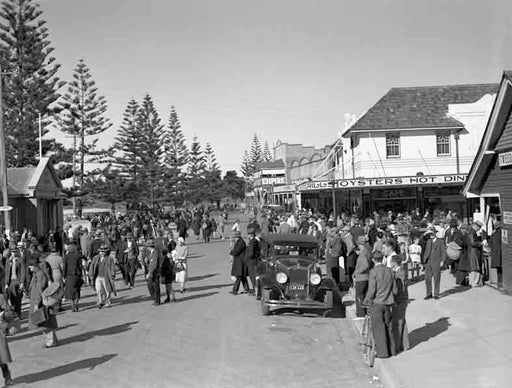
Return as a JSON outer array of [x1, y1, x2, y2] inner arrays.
[[287, 269, 308, 299]]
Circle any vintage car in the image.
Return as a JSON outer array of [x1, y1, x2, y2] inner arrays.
[[256, 233, 336, 316]]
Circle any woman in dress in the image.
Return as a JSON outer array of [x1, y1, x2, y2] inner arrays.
[[173, 237, 189, 293], [63, 240, 83, 312], [28, 262, 58, 348]]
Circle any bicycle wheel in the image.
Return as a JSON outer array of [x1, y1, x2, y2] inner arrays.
[[360, 315, 369, 353], [366, 330, 376, 367]]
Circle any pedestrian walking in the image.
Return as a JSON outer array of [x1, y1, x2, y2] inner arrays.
[[161, 251, 176, 303], [0, 309, 13, 386], [146, 239, 162, 306], [125, 233, 139, 288], [354, 235, 372, 317], [423, 227, 446, 300], [4, 242, 25, 318], [244, 231, 260, 295], [45, 243, 64, 311], [363, 252, 396, 359], [28, 262, 59, 348], [390, 255, 409, 353], [174, 237, 189, 293], [230, 231, 249, 295], [63, 240, 83, 312], [90, 244, 116, 309]]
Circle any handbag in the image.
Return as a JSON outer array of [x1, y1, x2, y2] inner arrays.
[[30, 307, 49, 326], [42, 282, 65, 307]]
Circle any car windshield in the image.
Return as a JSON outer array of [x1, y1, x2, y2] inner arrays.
[[273, 244, 317, 258]]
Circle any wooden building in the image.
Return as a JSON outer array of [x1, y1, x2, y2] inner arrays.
[[464, 71, 512, 293], [5, 157, 64, 238]]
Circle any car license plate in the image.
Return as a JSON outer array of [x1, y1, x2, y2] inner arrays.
[[289, 283, 304, 291]]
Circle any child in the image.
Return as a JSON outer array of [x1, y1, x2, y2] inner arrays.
[[408, 236, 422, 281]]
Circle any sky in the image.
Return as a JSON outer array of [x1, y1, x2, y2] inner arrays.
[[41, 0, 512, 173]]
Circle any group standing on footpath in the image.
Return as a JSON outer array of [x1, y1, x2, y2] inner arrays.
[[236, 206, 501, 360]]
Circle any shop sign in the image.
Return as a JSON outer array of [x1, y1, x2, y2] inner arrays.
[[299, 174, 467, 191], [272, 184, 295, 193], [502, 229, 508, 245], [254, 176, 286, 187], [498, 151, 512, 167], [503, 211, 512, 225]]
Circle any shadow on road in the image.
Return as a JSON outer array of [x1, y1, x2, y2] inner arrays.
[[438, 285, 471, 299], [188, 273, 219, 282], [12, 354, 117, 385], [409, 317, 450, 349], [186, 283, 232, 293], [9, 323, 79, 342], [58, 321, 138, 346], [175, 292, 218, 303]]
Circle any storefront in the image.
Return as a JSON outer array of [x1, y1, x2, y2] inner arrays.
[[464, 71, 512, 293], [299, 173, 468, 218], [270, 184, 296, 212]]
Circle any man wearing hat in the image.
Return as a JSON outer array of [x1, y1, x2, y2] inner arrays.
[[124, 232, 139, 289], [467, 221, 484, 287], [116, 233, 129, 286], [354, 235, 372, 317], [146, 239, 163, 305], [422, 226, 446, 300], [90, 244, 116, 308], [4, 241, 25, 318], [230, 231, 249, 295], [244, 230, 260, 295]]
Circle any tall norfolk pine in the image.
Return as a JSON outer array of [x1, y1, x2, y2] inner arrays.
[[0, 0, 65, 167]]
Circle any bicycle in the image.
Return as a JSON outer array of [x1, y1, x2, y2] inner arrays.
[[360, 305, 376, 367]]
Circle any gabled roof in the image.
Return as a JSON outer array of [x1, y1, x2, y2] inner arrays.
[[7, 158, 62, 197], [345, 83, 499, 136], [254, 159, 285, 171], [463, 72, 512, 195]]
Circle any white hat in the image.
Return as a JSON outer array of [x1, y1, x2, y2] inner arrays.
[[178, 237, 185, 243]]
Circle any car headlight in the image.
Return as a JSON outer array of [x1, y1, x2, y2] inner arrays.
[[310, 273, 321, 285], [276, 272, 288, 284]]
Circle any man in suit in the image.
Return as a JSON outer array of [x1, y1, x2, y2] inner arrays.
[[423, 226, 446, 300], [363, 251, 397, 358], [4, 241, 26, 317], [146, 239, 162, 306], [244, 232, 260, 295]]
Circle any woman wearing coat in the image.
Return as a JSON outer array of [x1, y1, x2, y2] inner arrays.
[[63, 240, 83, 312], [174, 238, 189, 293], [229, 231, 249, 295], [28, 262, 58, 348]]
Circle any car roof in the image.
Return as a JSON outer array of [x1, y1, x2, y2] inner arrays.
[[260, 233, 318, 246]]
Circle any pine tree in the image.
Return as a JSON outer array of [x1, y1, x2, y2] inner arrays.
[[163, 106, 188, 170], [114, 99, 142, 182], [187, 136, 205, 176], [250, 134, 263, 170], [137, 94, 165, 204], [240, 150, 253, 178], [0, 0, 65, 167], [185, 136, 206, 204], [263, 141, 273, 162], [57, 59, 112, 188], [204, 143, 220, 173]]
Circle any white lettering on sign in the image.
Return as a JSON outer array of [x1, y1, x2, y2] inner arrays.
[[299, 174, 467, 191], [503, 211, 512, 225], [499, 152, 512, 167]]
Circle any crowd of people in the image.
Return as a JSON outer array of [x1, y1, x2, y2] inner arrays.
[[0, 207, 222, 386], [238, 206, 501, 360]]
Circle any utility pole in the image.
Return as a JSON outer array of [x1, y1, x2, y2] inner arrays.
[[0, 63, 11, 237]]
